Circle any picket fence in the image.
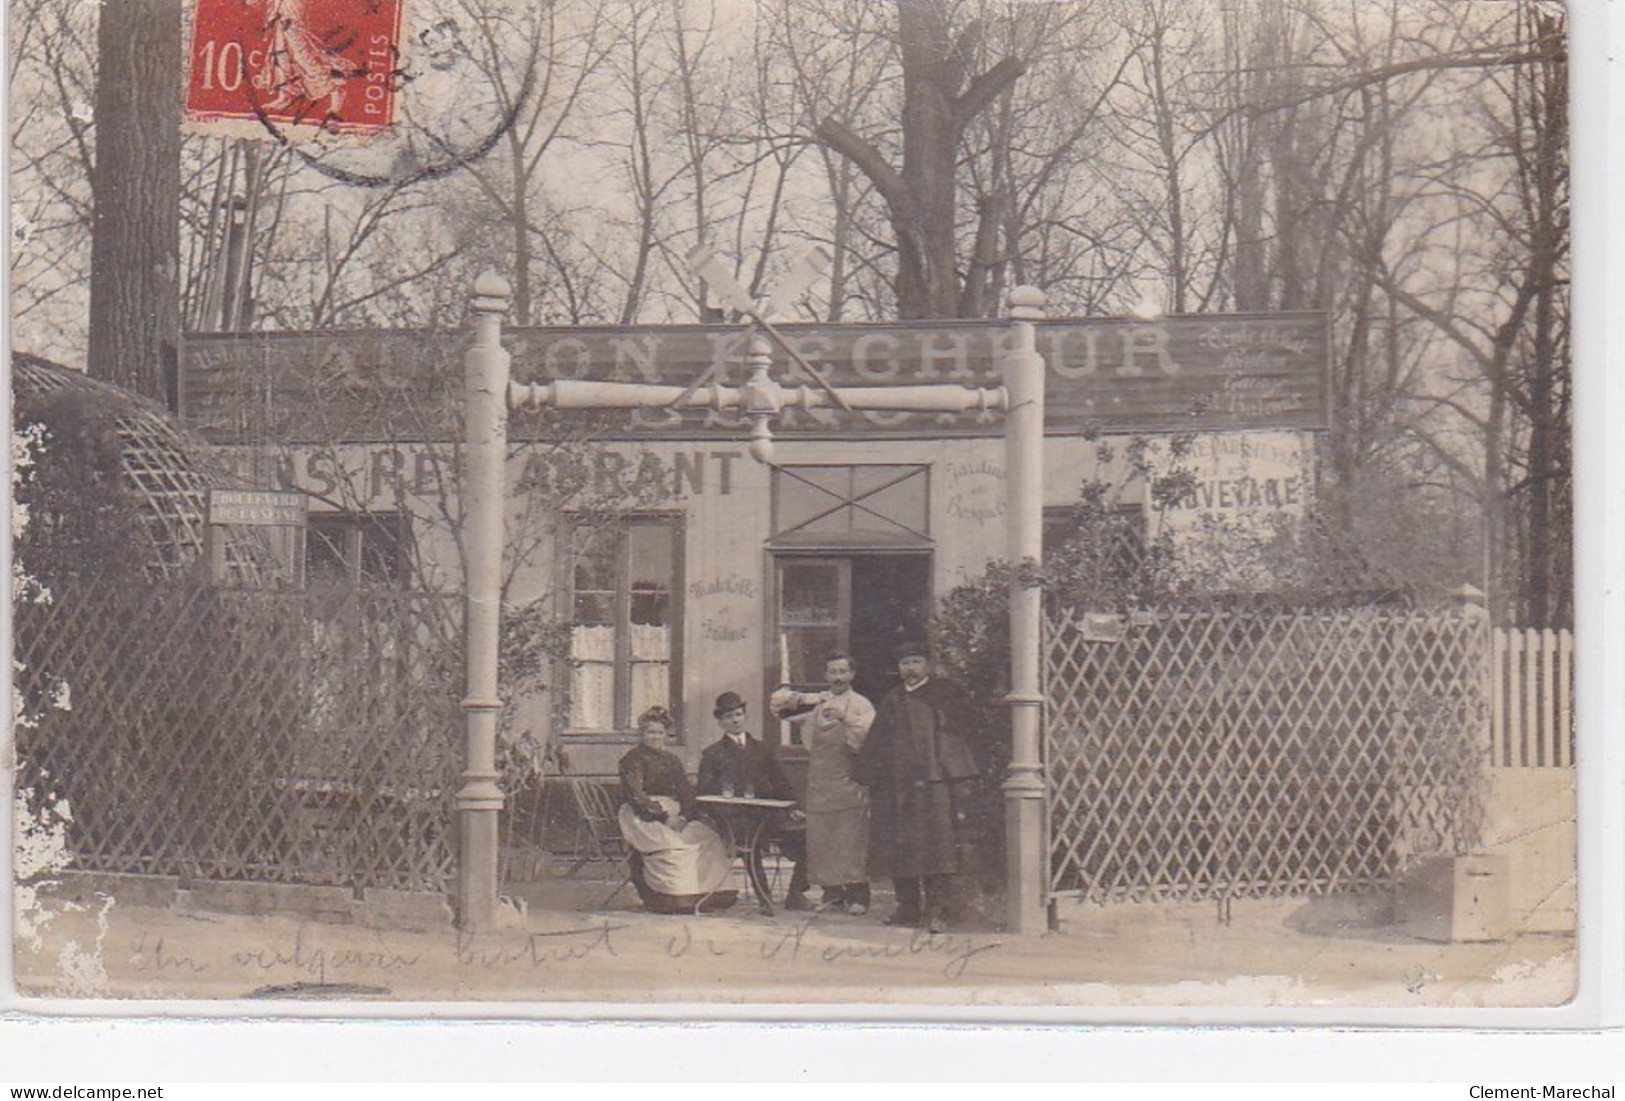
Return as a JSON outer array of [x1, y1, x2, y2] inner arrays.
[[1490, 627, 1574, 769]]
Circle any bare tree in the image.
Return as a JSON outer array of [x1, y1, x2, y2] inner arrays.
[[9, 0, 99, 366], [432, 0, 617, 325], [764, 0, 895, 321], [810, 1, 1026, 319], [1364, 1, 1569, 625]]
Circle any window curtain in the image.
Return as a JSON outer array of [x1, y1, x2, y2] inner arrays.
[[569, 624, 616, 730]]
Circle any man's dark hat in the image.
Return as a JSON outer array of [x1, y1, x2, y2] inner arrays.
[[713, 690, 748, 717], [893, 638, 931, 661]]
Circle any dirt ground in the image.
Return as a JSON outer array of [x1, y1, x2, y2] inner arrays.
[[8, 864, 1578, 1015]]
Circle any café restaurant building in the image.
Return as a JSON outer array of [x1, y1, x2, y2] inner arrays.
[[181, 311, 1327, 775]]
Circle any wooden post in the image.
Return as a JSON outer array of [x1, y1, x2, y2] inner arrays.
[[457, 272, 512, 933], [1492, 627, 1508, 767], [203, 522, 225, 585], [1002, 286, 1048, 936], [1454, 583, 1495, 769], [1556, 627, 1572, 769]]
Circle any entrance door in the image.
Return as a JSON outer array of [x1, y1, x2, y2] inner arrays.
[[770, 553, 931, 746]]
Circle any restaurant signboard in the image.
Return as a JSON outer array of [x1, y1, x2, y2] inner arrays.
[[181, 313, 1329, 444]]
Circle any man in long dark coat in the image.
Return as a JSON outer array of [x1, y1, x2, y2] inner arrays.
[[859, 640, 982, 933]]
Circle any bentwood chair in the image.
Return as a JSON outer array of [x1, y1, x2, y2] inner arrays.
[[568, 776, 635, 907]]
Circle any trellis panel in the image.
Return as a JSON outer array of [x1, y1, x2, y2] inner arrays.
[[14, 580, 462, 893], [1045, 606, 1489, 904]]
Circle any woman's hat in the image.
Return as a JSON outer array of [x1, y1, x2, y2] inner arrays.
[[893, 639, 931, 661], [713, 690, 748, 717], [637, 705, 674, 729]]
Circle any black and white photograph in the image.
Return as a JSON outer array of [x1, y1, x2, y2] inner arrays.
[[5, 0, 1611, 1022]]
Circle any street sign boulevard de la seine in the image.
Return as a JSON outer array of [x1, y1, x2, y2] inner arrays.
[[207, 488, 307, 526], [181, 313, 1330, 444]]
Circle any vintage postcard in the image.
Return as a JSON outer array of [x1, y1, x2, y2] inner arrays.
[[5, 0, 1610, 1021]]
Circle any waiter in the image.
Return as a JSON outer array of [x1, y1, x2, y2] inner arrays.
[[859, 639, 983, 934]]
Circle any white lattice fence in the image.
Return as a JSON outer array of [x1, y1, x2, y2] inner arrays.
[[1045, 605, 1490, 904], [13, 581, 463, 892]]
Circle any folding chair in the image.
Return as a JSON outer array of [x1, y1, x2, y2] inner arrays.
[[568, 776, 635, 907], [498, 774, 552, 887]]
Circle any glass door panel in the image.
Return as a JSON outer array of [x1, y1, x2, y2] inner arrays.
[[773, 558, 849, 746]]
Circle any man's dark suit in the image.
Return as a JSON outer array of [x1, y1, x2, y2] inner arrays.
[[697, 734, 796, 802], [696, 734, 809, 903]]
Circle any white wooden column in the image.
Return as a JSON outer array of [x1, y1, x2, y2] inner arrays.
[[1002, 286, 1049, 935], [457, 272, 512, 932]]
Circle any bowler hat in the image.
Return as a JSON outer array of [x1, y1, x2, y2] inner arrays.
[[713, 690, 748, 717], [893, 639, 931, 661]]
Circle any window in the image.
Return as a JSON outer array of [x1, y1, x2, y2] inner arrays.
[[772, 464, 929, 547], [305, 511, 412, 587], [566, 514, 682, 734], [775, 557, 849, 690]]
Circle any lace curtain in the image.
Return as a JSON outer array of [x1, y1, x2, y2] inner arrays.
[[569, 625, 615, 730], [570, 623, 670, 729], [630, 622, 670, 719]]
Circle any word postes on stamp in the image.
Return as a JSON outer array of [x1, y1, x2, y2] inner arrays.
[[185, 0, 406, 137]]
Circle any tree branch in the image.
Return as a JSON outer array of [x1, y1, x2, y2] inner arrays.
[[1241, 45, 1559, 120], [954, 55, 1027, 125], [812, 116, 907, 208]]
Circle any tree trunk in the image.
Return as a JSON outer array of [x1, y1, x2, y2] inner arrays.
[[1222, 5, 1272, 311], [87, 0, 182, 406], [896, 3, 963, 318], [1518, 8, 1569, 627], [814, 3, 1024, 320]]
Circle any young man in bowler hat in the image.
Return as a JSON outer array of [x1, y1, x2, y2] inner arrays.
[[696, 691, 812, 910]]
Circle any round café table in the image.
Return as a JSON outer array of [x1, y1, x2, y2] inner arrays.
[[696, 795, 802, 915]]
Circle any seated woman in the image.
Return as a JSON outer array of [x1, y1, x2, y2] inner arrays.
[[616, 706, 736, 914]]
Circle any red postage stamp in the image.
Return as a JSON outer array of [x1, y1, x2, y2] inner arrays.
[[184, 0, 406, 136]]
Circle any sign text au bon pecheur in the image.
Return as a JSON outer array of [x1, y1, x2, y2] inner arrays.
[[181, 313, 1330, 443]]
